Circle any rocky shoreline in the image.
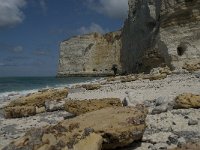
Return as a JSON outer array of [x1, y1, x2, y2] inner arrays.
[[0, 69, 200, 150]]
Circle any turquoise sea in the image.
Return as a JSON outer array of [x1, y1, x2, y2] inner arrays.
[[0, 77, 99, 98]]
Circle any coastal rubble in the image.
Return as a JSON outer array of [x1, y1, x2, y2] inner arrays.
[[81, 83, 101, 90], [3, 88, 68, 118], [183, 62, 200, 72], [3, 106, 148, 150], [64, 98, 122, 115], [1, 73, 200, 149]]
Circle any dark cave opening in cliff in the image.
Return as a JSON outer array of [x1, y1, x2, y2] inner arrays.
[[177, 46, 186, 56]]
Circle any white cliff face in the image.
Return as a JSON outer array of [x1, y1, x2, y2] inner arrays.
[[57, 31, 122, 77], [160, 0, 200, 69], [58, 0, 200, 76], [121, 0, 200, 73]]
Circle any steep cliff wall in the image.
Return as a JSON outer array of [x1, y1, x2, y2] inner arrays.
[[121, 0, 200, 73], [57, 31, 122, 77]]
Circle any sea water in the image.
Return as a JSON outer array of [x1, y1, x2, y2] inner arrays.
[[0, 76, 99, 100]]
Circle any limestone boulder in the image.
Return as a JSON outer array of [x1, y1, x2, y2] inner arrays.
[[4, 88, 68, 118], [147, 66, 171, 81], [45, 100, 66, 112], [81, 84, 101, 90], [64, 98, 122, 115], [73, 133, 103, 150], [174, 93, 200, 109], [3, 106, 147, 150], [120, 75, 137, 83], [183, 62, 200, 72], [4, 106, 36, 119]]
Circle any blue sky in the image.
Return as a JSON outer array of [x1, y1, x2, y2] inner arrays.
[[0, 0, 128, 77]]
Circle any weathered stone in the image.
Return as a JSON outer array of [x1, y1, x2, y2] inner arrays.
[[36, 106, 46, 114], [3, 106, 147, 150], [170, 141, 200, 150], [183, 62, 200, 72], [168, 135, 179, 145], [188, 119, 198, 126], [121, 75, 137, 82], [123, 91, 145, 106], [147, 67, 171, 81], [106, 76, 121, 82], [45, 100, 65, 112], [174, 93, 200, 109], [4, 106, 36, 119], [155, 97, 166, 106], [81, 84, 101, 90], [4, 89, 68, 118], [6, 89, 68, 108], [57, 31, 122, 77], [73, 133, 103, 150], [64, 98, 122, 115], [151, 104, 168, 115]]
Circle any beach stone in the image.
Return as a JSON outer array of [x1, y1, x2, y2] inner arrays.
[[123, 91, 144, 106], [183, 62, 200, 72], [155, 97, 166, 106], [168, 135, 179, 145], [3, 89, 68, 118], [177, 137, 186, 147], [64, 98, 122, 115], [170, 141, 200, 150], [140, 67, 171, 81], [3, 106, 147, 150], [188, 119, 198, 126], [81, 84, 101, 90], [153, 143, 168, 150], [174, 93, 200, 109], [151, 104, 168, 115], [45, 100, 65, 112], [120, 75, 137, 83], [36, 106, 46, 114], [4, 106, 36, 118]]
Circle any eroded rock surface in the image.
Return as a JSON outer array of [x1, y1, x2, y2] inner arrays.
[[4, 89, 68, 118], [81, 83, 101, 90], [174, 93, 200, 109], [57, 31, 122, 77], [3, 106, 148, 150], [121, 0, 200, 74], [64, 98, 122, 115], [170, 141, 200, 150]]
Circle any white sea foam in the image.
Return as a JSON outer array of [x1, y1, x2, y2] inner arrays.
[[0, 89, 38, 100], [0, 77, 103, 102]]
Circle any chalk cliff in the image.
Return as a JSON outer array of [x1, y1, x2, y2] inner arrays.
[[121, 0, 200, 73], [58, 0, 200, 76], [57, 31, 122, 77]]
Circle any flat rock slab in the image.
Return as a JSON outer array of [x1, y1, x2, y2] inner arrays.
[[64, 98, 122, 115], [3, 106, 147, 150], [174, 93, 200, 109], [4, 89, 68, 118]]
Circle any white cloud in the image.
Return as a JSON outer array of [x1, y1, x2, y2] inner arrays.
[[13, 46, 23, 52], [0, 0, 26, 28], [87, 0, 129, 19], [78, 23, 109, 35], [39, 0, 47, 15]]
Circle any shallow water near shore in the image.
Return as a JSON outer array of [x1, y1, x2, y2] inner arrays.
[[0, 76, 99, 99]]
